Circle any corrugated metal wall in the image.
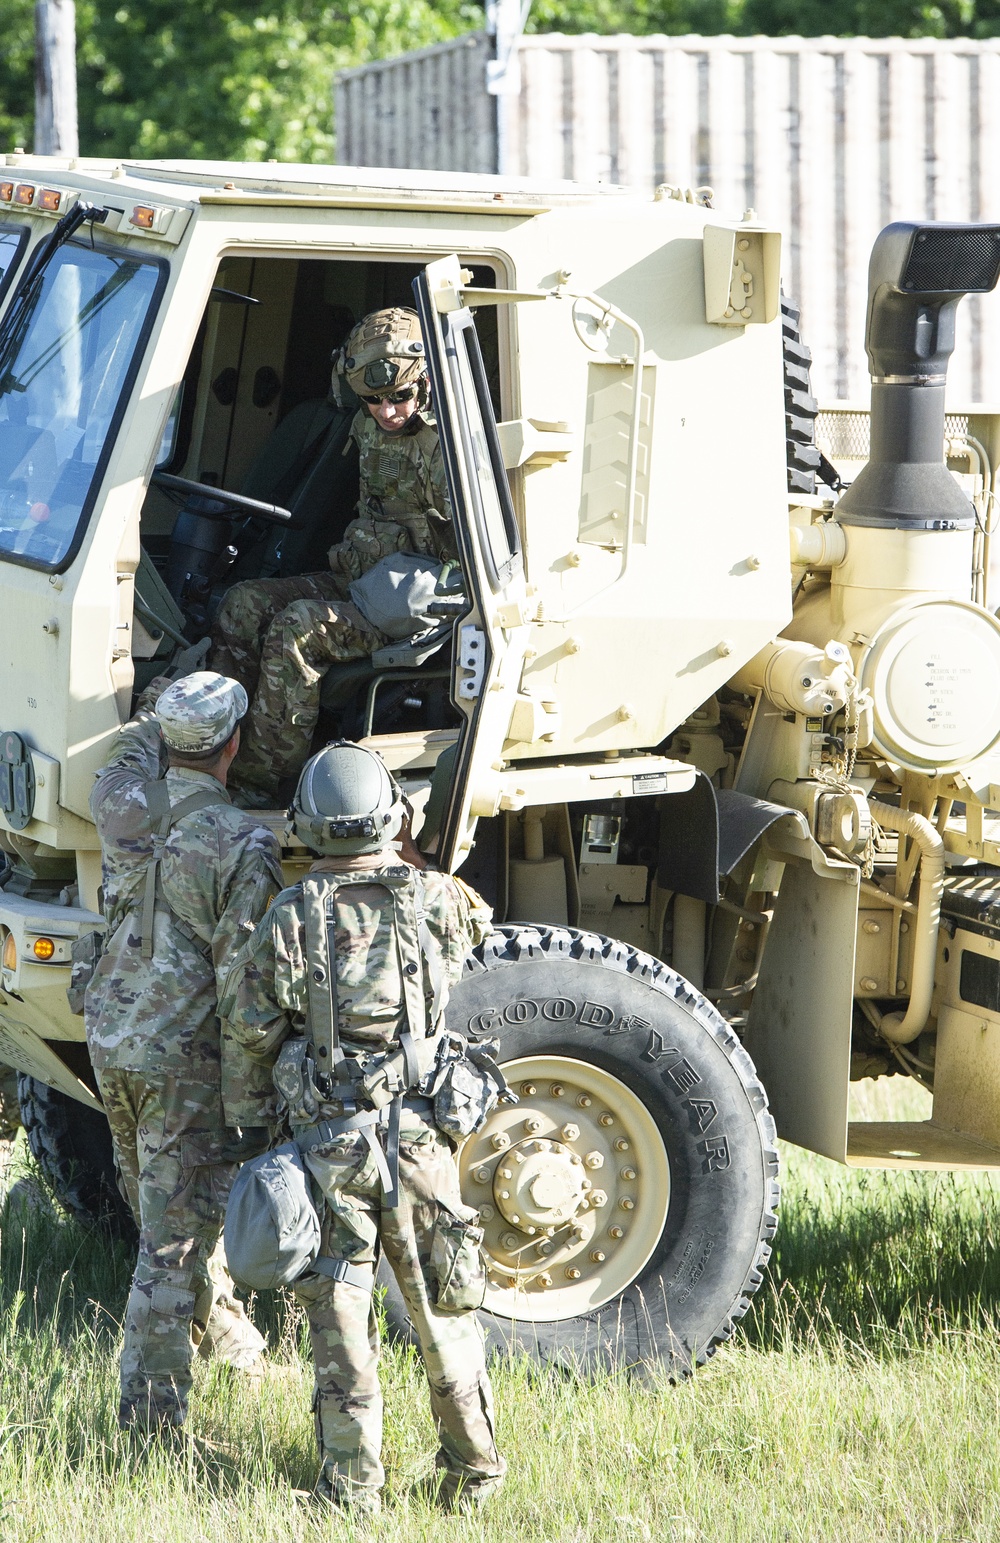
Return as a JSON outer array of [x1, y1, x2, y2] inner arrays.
[[335, 34, 1000, 404]]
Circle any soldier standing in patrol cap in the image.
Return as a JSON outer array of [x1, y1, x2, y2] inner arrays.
[[211, 307, 458, 801], [85, 670, 284, 1432], [221, 740, 506, 1514]]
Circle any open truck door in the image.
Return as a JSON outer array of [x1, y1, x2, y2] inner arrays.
[[414, 256, 531, 873]]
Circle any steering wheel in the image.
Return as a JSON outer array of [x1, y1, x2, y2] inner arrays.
[[151, 470, 292, 525]]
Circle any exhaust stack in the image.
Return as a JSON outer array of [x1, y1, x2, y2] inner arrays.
[[836, 222, 1000, 531]]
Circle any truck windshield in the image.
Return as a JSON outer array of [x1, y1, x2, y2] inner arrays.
[[0, 225, 28, 305], [0, 240, 163, 570]]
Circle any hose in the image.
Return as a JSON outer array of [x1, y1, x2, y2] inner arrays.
[[866, 800, 945, 1045]]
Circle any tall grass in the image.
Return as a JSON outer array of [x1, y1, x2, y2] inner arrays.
[[3, 1078, 1000, 1542]]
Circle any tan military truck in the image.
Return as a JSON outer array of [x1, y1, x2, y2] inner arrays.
[[1, 152, 999, 1374]]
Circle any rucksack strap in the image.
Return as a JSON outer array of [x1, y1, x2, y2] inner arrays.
[[139, 778, 231, 961]]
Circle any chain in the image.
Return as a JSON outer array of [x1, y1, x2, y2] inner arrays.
[[815, 671, 879, 878]]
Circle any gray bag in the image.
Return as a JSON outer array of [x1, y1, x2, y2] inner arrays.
[[224, 1141, 321, 1290], [349, 552, 444, 639]]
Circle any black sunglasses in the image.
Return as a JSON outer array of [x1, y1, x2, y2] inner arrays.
[[359, 385, 421, 406]]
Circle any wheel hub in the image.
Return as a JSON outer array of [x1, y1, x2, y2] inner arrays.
[[493, 1139, 589, 1228], [459, 1054, 670, 1323]]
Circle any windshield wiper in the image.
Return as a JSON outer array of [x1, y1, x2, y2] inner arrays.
[[0, 200, 109, 390]]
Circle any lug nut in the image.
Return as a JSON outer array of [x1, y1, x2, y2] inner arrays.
[[510, 1213, 521, 1224], [620, 1197, 635, 1211], [609, 1225, 625, 1239], [500, 1190, 511, 1200], [565, 1267, 582, 1280], [590, 1190, 607, 1208], [621, 1167, 637, 1181], [537, 1240, 554, 1256], [584, 1151, 604, 1169], [521, 1083, 537, 1096], [479, 1205, 494, 1221], [599, 1112, 614, 1127], [537, 1272, 552, 1288], [474, 1167, 490, 1183], [491, 1132, 510, 1151], [514, 1151, 526, 1165], [501, 1232, 519, 1249], [590, 1250, 606, 1263], [614, 1138, 631, 1152], [532, 1139, 548, 1154], [550, 1084, 565, 1097], [581, 1179, 592, 1191], [561, 1123, 580, 1141], [500, 1168, 513, 1180], [524, 1116, 543, 1134], [577, 1095, 592, 1108]]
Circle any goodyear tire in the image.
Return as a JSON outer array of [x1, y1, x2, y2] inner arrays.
[[16, 1074, 136, 1239], [381, 927, 778, 1375]]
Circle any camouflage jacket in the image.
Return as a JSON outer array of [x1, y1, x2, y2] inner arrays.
[[220, 851, 491, 1085], [85, 712, 284, 1125], [328, 409, 458, 585]]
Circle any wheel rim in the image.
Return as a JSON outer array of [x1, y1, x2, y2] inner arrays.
[[458, 1054, 670, 1323]]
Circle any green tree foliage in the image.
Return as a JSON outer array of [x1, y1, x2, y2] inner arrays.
[[527, 1, 1000, 36], [2, 0, 1000, 162], [2, 1, 483, 161]]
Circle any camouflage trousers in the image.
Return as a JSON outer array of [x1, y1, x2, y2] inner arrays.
[[211, 573, 382, 795], [0, 1064, 21, 1182], [98, 1068, 266, 1429], [0, 1064, 21, 1143], [296, 1105, 505, 1505]]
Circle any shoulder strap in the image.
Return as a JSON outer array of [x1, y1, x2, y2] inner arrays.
[[303, 875, 344, 1100], [139, 779, 230, 962]]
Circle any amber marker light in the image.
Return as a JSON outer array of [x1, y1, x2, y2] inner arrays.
[[13, 184, 35, 206], [0, 183, 13, 203], [38, 188, 62, 212], [31, 937, 56, 961], [130, 205, 156, 229], [2, 933, 15, 971]]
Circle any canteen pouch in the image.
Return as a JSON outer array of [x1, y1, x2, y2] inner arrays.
[[66, 928, 104, 1016], [224, 1140, 321, 1291], [430, 1203, 487, 1312]]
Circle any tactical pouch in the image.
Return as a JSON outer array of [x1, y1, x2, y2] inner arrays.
[[430, 1034, 516, 1140], [430, 1203, 487, 1313], [273, 1037, 324, 1124], [66, 928, 105, 1016]]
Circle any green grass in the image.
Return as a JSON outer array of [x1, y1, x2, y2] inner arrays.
[[3, 1079, 1000, 1542]]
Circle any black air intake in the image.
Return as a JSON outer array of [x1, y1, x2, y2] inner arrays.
[[836, 222, 1000, 531]]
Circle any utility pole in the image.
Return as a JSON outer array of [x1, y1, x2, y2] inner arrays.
[[35, 0, 78, 157], [486, 0, 529, 177]]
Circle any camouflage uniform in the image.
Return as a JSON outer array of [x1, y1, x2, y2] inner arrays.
[[211, 408, 456, 795], [221, 851, 505, 1509], [0, 1063, 21, 1181], [85, 702, 284, 1429]]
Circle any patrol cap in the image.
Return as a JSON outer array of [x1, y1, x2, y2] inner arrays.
[[155, 671, 248, 754]]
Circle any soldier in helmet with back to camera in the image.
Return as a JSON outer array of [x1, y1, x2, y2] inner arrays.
[[220, 740, 507, 1515], [211, 306, 458, 802], [84, 670, 285, 1433]]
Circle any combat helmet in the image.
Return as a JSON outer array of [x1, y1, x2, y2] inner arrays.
[[337, 307, 427, 401], [291, 740, 405, 855]]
